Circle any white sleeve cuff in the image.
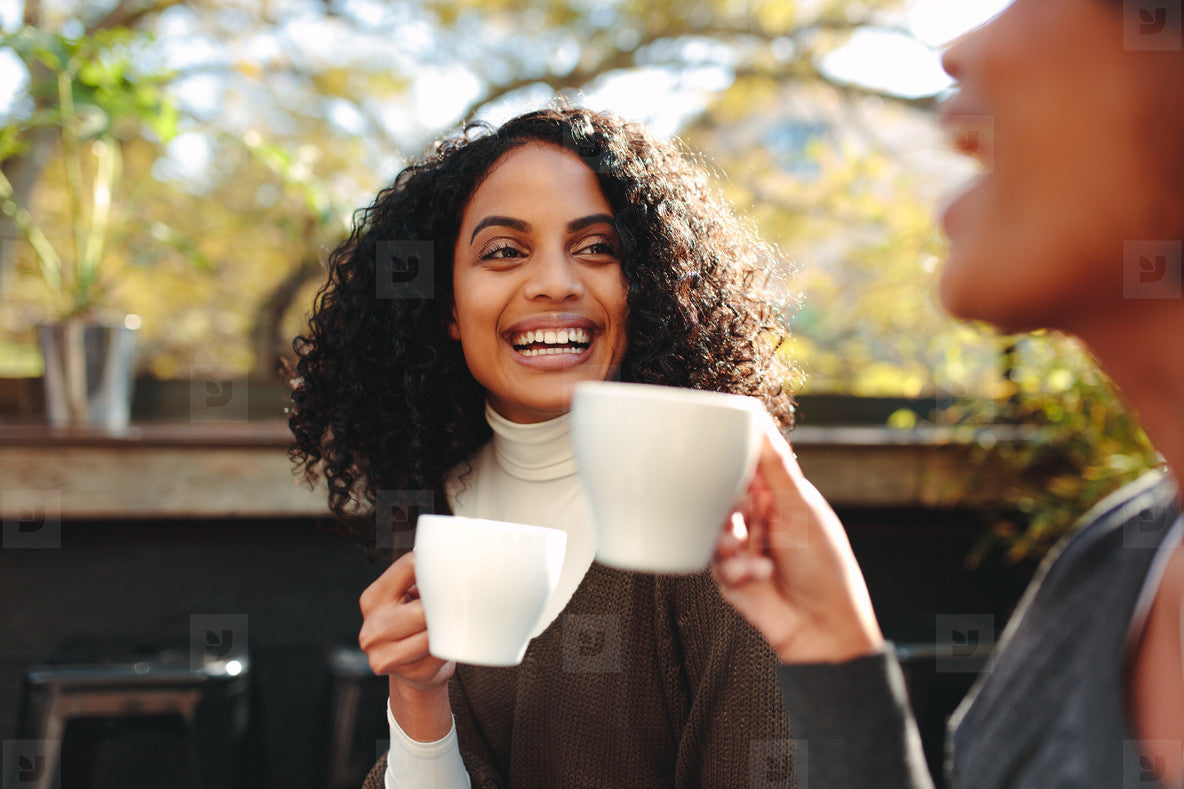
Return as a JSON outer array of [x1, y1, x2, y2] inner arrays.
[[384, 697, 471, 788]]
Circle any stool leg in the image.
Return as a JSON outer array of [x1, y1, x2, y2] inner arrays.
[[328, 681, 362, 789], [36, 700, 64, 789]]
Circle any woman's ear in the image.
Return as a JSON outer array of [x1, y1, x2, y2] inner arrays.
[[448, 309, 461, 341]]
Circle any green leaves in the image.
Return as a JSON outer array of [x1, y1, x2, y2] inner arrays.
[[3, 26, 177, 144], [1, 24, 179, 318], [951, 334, 1160, 565]]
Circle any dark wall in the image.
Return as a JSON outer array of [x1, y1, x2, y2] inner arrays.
[[844, 508, 1039, 787], [0, 509, 1037, 788], [0, 518, 384, 787]]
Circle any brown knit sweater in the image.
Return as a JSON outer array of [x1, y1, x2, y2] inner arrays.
[[362, 560, 795, 788]]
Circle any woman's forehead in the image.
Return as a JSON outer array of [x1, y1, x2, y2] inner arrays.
[[461, 143, 613, 228]]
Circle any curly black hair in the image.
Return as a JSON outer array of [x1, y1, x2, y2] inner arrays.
[[289, 107, 796, 548]]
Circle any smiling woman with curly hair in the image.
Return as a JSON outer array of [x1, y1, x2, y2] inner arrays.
[[289, 106, 798, 788]]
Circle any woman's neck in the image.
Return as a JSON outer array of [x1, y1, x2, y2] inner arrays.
[[1070, 302, 1184, 487], [484, 402, 578, 482]]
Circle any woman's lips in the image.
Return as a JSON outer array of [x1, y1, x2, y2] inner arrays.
[[938, 93, 996, 238], [504, 315, 598, 369], [510, 327, 592, 348], [507, 336, 596, 369], [940, 172, 989, 237]]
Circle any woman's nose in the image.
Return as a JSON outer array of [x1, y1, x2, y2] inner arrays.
[[524, 248, 584, 301], [941, 3, 1005, 81], [941, 27, 975, 81], [940, 37, 963, 81]]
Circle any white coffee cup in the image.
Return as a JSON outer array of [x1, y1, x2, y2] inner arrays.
[[414, 514, 566, 666], [571, 381, 765, 573]]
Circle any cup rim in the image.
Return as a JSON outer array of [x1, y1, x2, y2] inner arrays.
[[572, 380, 764, 412], [414, 513, 567, 543]]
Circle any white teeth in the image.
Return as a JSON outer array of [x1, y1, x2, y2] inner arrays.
[[510, 327, 594, 348], [518, 346, 585, 357]]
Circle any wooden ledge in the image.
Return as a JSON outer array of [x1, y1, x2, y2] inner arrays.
[[0, 420, 294, 449], [0, 421, 1008, 519]]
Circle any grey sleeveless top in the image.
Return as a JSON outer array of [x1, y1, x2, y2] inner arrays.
[[948, 470, 1181, 788]]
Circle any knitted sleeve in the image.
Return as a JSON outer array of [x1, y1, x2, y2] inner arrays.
[[777, 651, 935, 788], [656, 570, 797, 786], [448, 667, 507, 788]]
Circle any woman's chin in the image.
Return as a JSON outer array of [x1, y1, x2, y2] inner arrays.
[[937, 259, 1048, 335], [489, 384, 579, 424], [935, 258, 978, 323]]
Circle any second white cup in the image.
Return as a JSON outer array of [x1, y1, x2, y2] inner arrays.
[[414, 514, 566, 666], [572, 381, 764, 573]]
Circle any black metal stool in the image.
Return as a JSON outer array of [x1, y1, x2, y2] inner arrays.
[[325, 646, 390, 789], [18, 647, 250, 789]]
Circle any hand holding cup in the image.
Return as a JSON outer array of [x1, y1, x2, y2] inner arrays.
[[358, 551, 455, 691], [358, 551, 456, 742], [710, 413, 884, 663]]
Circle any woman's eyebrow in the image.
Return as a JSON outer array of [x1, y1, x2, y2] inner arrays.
[[469, 213, 614, 242], [567, 214, 614, 233], [470, 216, 530, 242]]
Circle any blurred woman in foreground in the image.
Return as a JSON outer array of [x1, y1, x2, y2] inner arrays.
[[713, 1, 1184, 786]]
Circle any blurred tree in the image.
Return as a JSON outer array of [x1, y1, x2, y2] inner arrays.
[[0, 25, 180, 318], [3, 0, 937, 380], [0, 0, 183, 289], [0, 0, 1159, 558], [944, 333, 1160, 566]]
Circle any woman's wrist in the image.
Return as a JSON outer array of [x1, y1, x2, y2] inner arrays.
[[774, 617, 885, 665], [388, 675, 453, 743]]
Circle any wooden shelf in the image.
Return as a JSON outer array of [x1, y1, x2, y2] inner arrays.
[[0, 421, 323, 519], [0, 421, 1007, 519]]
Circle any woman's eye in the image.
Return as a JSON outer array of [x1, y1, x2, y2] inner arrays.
[[576, 238, 619, 257], [481, 243, 524, 261]]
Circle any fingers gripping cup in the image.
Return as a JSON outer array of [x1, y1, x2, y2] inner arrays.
[[572, 381, 764, 573], [414, 515, 566, 666]]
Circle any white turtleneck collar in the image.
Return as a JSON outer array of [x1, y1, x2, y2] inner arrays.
[[485, 402, 579, 482], [444, 401, 597, 638]]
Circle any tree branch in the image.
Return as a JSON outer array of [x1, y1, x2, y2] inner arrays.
[[451, 16, 937, 126], [89, 0, 187, 33], [249, 220, 325, 380]]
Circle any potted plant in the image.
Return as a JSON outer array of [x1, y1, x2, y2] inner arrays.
[[0, 27, 176, 430]]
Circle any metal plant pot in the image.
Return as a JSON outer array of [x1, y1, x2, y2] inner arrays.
[[37, 318, 138, 431]]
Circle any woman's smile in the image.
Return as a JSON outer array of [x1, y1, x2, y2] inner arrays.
[[505, 314, 596, 365]]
